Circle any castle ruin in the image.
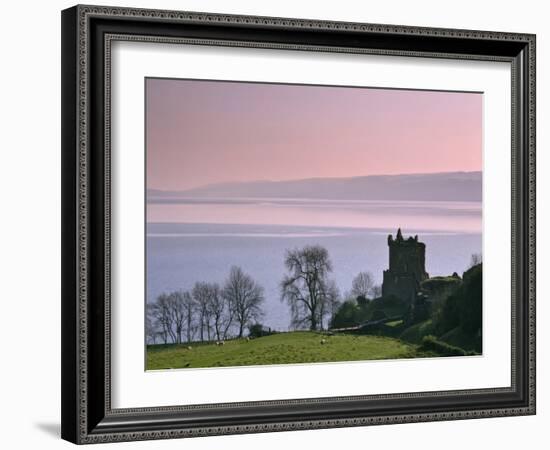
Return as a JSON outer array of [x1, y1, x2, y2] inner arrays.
[[382, 228, 429, 303]]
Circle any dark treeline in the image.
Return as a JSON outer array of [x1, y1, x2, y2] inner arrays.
[[147, 266, 264, 344]]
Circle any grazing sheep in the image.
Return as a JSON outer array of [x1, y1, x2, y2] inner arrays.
[[320, 339, 327, 345], [187, 346, 192, 351], [216, 341, 225, 346]]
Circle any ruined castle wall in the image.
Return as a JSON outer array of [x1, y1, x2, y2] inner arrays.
[[388, 242, 428, 282], [382, 270, 418, 303], [382, 230, 429, 304]]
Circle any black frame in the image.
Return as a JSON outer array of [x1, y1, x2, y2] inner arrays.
[[61, 4, 536, 444]]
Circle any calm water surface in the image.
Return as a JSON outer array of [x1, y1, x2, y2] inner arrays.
[[146, 198, 482, 331]]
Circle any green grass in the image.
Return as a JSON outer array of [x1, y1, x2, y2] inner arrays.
[[386, 320, 404, 327], [146, 331, 426, 370]]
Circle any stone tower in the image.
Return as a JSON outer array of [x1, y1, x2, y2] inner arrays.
[[382, 228, 429, 303]]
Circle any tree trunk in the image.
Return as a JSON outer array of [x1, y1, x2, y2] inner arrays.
[[310, 315, 317, 331]]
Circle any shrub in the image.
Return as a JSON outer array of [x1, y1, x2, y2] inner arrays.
[[420, 335, 469, 357], [248, 323, 273, 338], [356, 295, 369, 307], [432, 263, 482, 337], [367, 296, 408, 319], [371, 309, 388, 321], [459, 264, 482, 333], [440, 326, 482, 353], [400, 319, 435, 344], [329, 300, 360, 329]]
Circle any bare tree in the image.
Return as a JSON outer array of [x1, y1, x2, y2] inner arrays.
[[192, 282, 214, 341], [371, 284, 382, 299], [350, 271, 375, 300], [148, 293, 177, 343], [167, 291, 187, 344], [223, 266, 265, 338], [181, 291, 196, 343], [280, 245, 336, 331], [147, 290, 197, 345], [206, 282, 233, 341], [318, 279, 340, 330], [470, 253, 482, 268], [145, 304, 158, 344]]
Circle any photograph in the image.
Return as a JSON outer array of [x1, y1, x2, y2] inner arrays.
[[145, 78, 483, 370]]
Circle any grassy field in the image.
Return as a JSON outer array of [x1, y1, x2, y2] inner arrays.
[[146, 331, 427, 370]]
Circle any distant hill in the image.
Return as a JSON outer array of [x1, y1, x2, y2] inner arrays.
[[148, 171, 482, 202]]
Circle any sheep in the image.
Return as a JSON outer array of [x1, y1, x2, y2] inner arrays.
[[320, 339, 327, 345]]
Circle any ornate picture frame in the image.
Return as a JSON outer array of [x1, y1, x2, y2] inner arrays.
[[61, 5, 535, 444]]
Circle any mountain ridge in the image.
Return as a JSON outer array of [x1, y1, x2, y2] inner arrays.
[[148, 171, 482, 202]]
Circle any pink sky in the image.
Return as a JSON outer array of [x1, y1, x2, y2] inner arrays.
[[146, 78, 482, 191]]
